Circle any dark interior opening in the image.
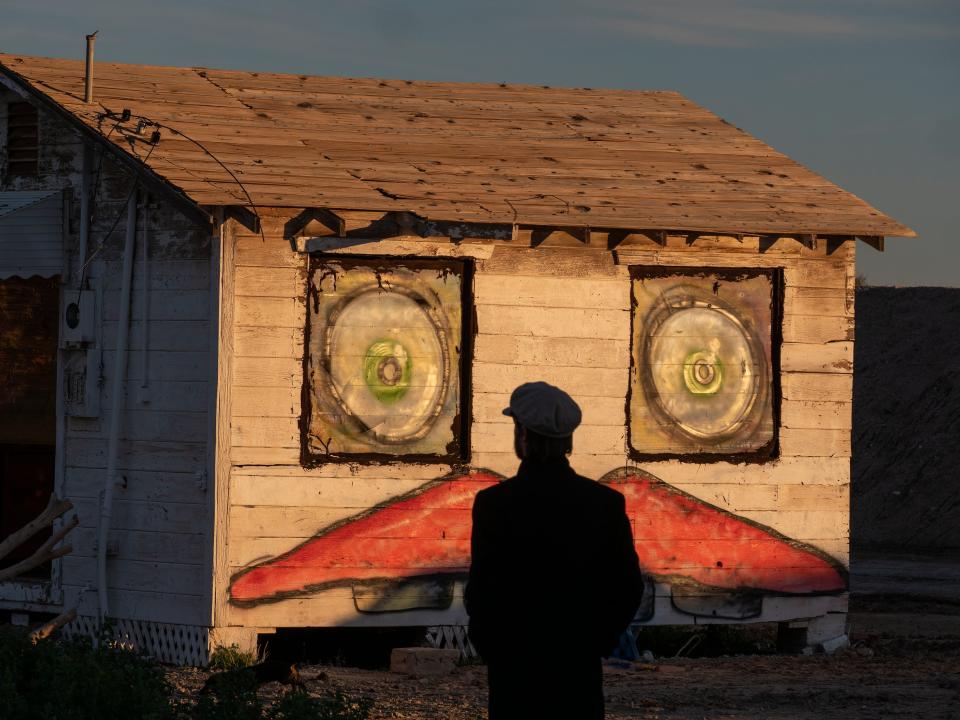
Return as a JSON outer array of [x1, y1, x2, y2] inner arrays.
[[6, 102, 39, 179], [0, 275, 59, 580]]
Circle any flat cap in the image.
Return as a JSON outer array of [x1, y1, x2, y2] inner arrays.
[[502, 381, 582, 438]]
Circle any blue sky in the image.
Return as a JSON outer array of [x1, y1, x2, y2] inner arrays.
[[2, 0, 958, 286]]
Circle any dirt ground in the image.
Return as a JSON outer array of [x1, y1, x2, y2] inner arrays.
[[168, 590, 960, 719]]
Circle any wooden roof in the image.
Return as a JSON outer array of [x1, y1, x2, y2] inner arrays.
[[0, 53, 914, 237]]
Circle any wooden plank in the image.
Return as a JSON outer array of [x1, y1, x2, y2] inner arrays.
[[234, 265, 303, 297], [231, 446, 300, 466], [777, 484, 849, 511], [100, 350, 209, 383], [235, 326, 303, 359], [99, 380, 209, 413], [780, 427, 851, 458], [101, 320, 210, 352], [230, 474, 428, 508], [65, 438, 207, 473], [782, 313, 854, 343], [101, 260, 210, 291], [235, 296, 302, 328], [212, 215, 235, 629], [781, 400, 852, 431], [233, 356, 302, 388], [68, 586, 206, 626], [475, 304, 630, 340], [235, 234, 302, 268], [229, 506, 356, 538], [71, 498, 207, 533], [70, 528, 206, 565], [783, 286, 852, 317], [232, 386, 300, 417], [738, 510, 849, 541], [472, 362, 628, 398], [232, 415, 298, 449], [473, 274, 628, 310], [781, 342, 853, 373], [100, 289, 210, 321], [473, 334, 630, 369], [781, 373, 853, 403], [641, 456, 850, 487]]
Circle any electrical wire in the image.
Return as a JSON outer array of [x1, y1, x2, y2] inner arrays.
[[146, 119, 266, 244], [77, 139, 157, 291]]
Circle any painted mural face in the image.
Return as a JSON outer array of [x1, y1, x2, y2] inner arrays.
[[228, 467, 847, 619], [305, 258, 464, 460], [629, 267, 778, 457]]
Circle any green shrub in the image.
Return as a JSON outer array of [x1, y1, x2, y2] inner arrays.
[[208, 644, 257, 671], [0, 625, 174, 720]]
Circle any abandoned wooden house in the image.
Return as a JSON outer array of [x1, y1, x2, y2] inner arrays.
[[0, 52, 914, 664]]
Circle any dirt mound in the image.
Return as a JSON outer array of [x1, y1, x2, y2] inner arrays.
[[853, 287, 960, 549]]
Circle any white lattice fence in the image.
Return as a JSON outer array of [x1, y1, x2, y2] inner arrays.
[[62, 615, 209, 666], [426, 625, 477, 660]]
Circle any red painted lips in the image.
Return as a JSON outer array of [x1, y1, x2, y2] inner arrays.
[[229, 468, 846, 605]]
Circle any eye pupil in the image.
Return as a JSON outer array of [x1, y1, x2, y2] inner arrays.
[[695, 361, 715, 384], [363, 339, 411, 404], [378, 356, 402, 385]]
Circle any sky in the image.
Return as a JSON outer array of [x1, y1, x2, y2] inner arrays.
[[2, 0, 958, 286]]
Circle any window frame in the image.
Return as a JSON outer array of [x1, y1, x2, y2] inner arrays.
[[300, 253, 473, 466], [626, 264, 783, 463]]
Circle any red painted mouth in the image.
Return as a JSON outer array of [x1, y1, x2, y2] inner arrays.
[[229, 468, 846, 605]]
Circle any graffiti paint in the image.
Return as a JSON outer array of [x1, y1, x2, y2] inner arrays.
[[628, 267, 779, 458], [304, 258, 465, 460], [229, 468, 846, 616]]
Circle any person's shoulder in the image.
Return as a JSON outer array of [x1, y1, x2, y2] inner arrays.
[[572, 472, 626, 508], [473, 476, 517, 505]]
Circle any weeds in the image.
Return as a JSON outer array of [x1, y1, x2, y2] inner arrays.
[[0, 628, 373, 720], [209, 644, 258, 671], [0, 624, 174, 720]]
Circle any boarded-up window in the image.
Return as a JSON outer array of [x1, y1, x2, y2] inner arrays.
[[628, 266, 780, 459], [304, 257, 468, 462], [5, 102, 39, 178]]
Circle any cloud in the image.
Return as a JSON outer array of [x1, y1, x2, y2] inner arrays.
[[553, 0, 960, 48]]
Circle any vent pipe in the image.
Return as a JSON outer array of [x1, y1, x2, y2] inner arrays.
[[84, 32, 97, 103]]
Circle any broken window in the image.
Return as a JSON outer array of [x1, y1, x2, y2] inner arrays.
[[628, 266, 780, 459], [303, 257, 469, 463]]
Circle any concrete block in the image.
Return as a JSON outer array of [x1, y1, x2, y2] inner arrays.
[[820, 634, 850, 654], [390, 647, 459, 676], [805, 612, 848, 646]]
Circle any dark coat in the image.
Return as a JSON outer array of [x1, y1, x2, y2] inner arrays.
[[465, 457, 644, 720]]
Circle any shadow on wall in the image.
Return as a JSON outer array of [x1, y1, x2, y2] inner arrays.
[[853, 287, 960, 549]]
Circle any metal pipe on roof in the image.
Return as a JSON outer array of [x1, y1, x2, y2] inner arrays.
[[84, 32, 97, 104]]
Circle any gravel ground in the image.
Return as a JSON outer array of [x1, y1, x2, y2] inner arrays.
[[167, 596, 960, 719]]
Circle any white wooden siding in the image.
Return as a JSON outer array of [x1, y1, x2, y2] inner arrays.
[[223, 225, 853, 629]]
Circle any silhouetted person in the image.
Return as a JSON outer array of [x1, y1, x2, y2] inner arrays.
[[465, 382, 644, 720]]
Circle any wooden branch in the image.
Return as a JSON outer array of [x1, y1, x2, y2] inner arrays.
[[0, 514, 79, 583], [29, 608, 77, 644], [0, 496, 73, 561]]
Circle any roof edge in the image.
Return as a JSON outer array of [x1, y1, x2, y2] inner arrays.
[[0, 60, 211, 229]]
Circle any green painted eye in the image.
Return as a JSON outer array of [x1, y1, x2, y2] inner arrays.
[[683, 350, 724, 395], [362, 339, 412, 404]]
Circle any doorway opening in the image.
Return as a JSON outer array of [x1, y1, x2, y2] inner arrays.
[[0, 275, 59, 581]]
